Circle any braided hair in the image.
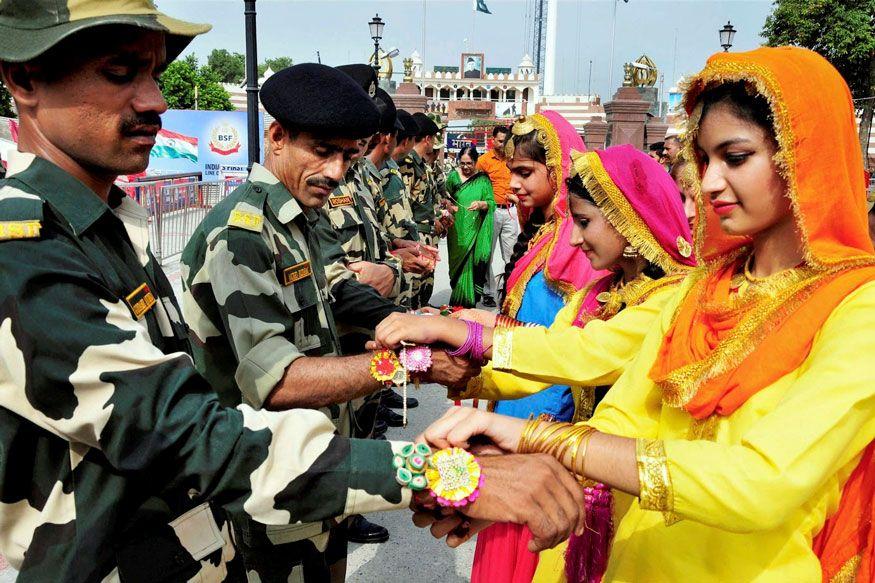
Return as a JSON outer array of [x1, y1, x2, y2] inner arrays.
[[498, 129, 548, 304]]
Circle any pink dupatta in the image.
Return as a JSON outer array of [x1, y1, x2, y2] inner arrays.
[[501, 111, 604, 317]]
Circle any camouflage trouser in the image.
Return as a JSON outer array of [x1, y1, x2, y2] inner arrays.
[[417, 231, 437, 307], [395, 271, 420, 309], [340, 333, 383, 438], [230, 515, 348, 583]]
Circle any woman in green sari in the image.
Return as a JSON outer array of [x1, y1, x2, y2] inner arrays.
[[446, 146, 496, 307]]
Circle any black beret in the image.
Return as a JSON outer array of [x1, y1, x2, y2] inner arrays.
[[396, 110, 418, 139], [260, 63, 380, 139], [374, 88, 399, 133], [412, 112, 440, 136], [335, 64, 378, 99]]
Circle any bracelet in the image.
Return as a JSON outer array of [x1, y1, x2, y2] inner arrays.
[[394, 443, 432, 491], [426, 447, 483, 507], [446, 320, 486, 364], [519, 419, 596, 480]]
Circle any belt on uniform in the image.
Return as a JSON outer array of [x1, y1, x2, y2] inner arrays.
[[495, 203, 515, 209]]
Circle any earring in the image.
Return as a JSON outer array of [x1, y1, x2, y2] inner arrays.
[[622, 245, 638, 258]]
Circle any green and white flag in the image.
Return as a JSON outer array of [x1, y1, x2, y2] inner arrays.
[[474, 0, 491, 14]]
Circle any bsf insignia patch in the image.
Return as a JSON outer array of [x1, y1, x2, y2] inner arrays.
[[0, 220, 41, 240], [229, 210, 263, 232], [328, 195, 354, 208], [282, 261, 312, 286], [125, 283, 157, 319]]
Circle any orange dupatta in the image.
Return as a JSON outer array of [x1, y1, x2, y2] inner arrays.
[[648, 47, 875, 582]]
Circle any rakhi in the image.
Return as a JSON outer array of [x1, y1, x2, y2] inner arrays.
[[426, 447, 483, 507]]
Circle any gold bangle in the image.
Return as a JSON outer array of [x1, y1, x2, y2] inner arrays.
[[531, 422, 571, 455], [576, 429, 596, 477], [518, 417, 542, 453]]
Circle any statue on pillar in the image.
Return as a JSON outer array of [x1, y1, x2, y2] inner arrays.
[[622, 63, 634, 87], [403, 58, 414, 83]]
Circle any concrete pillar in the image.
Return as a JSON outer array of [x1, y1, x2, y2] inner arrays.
[[603, 86, 652, 149], [583, 117, 609, 150], [644, 119, 670, 148]]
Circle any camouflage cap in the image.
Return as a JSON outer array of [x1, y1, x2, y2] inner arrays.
[[0, 0, 211, 63]]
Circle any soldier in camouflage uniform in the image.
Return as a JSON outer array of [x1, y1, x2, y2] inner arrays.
[[399, 113, 446, 308], [0, 7, 413, 582], [181, 64, 484, 579]]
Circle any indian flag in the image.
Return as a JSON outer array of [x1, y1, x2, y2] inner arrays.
[[151, 128, 198, 163]]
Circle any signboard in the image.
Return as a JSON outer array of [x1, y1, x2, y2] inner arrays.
[[146, 110, 264, 180]]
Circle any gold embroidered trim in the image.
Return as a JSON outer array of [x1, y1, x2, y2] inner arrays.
[[688, 414, 719, 441], [571, 150, 691, 275], [657, 261, 831, 408], [829, 554, 862, 583], [636, 438, 674, 513], [492, 327, 514, 370], [572, 386, 597, 423], [451, 375, 483, 401]]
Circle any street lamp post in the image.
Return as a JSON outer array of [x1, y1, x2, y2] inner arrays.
[[369, 14, 385, 74], [719, 21, 737, 52], [244, 0, 259, 170]]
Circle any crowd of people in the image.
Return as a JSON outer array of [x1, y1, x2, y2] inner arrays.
[[0, 2, 874, 583]]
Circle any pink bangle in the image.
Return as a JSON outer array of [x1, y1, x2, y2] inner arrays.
[[446, 320, 486, 364]]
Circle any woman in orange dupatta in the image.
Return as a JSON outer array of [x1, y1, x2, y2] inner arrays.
[[419, 46, 875, 582]]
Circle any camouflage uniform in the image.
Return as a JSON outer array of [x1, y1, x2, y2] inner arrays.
[[378, 158, 419, 243], [321, 159, 403, 305], [399, 150, 440, 307]]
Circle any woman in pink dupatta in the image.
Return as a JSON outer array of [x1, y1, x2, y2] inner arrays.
[[372, 144, 696, 582]]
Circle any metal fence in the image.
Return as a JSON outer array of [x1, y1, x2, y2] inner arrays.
[[119, 178, 244, 263]]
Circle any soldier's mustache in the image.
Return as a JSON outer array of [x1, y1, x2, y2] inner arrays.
[[306, 177, 339, 191], [121, 112, 163, 137]]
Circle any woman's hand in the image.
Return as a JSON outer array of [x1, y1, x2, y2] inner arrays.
[[466, 201, 489, 212], [450, 308, 498, 328], [419, 406, 527, 453], [372, 313, 470, 350]]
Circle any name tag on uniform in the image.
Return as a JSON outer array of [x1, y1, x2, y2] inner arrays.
[[125, 283, 156, 319], [328, 194, 353, 208], [282, 261, 312, 286], [229, 210, 263, 232], [0, 220, 41, 240]]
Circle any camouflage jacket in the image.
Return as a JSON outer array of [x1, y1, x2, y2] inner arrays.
[[0, 154, 408, 581], [399, 151, 438, 235], [379, 158, 419, 242], [320, 159, 401, 296]]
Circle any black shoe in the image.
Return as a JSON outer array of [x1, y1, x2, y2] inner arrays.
[[347, 515, 390, 544], [382, 389, 418, 409], [372, 419, 388, 438], [378, 405, 404, 427], [482, 296, 497, 307]]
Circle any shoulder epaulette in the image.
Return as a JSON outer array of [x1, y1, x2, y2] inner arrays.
[[0, 184, 44, 241], [227, 183, 267, 233]]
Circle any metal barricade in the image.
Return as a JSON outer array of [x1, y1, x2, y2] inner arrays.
[[153, 179, 239, 262]]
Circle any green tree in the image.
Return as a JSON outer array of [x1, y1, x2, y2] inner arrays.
[[258, 56, 294, 77], [207, 48, 245, 84], [0, 83, 14, 118], [159, 56, 234, 111], [763, 0, 875, 159]]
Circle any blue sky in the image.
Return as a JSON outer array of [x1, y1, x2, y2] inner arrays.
[[162, 0, 773, 99]]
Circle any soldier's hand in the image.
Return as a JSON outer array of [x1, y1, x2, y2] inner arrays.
[[392, 248, 432, 274], [392, 238, 419, 250], [460, 454, 585, 553], [349, 261, 395, 297], [424, 350, 481, 389], [434, 221, 446, 236]]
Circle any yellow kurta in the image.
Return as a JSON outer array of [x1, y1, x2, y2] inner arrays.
[[469, 280, 680, 404], [584, 277, 875, 582]]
